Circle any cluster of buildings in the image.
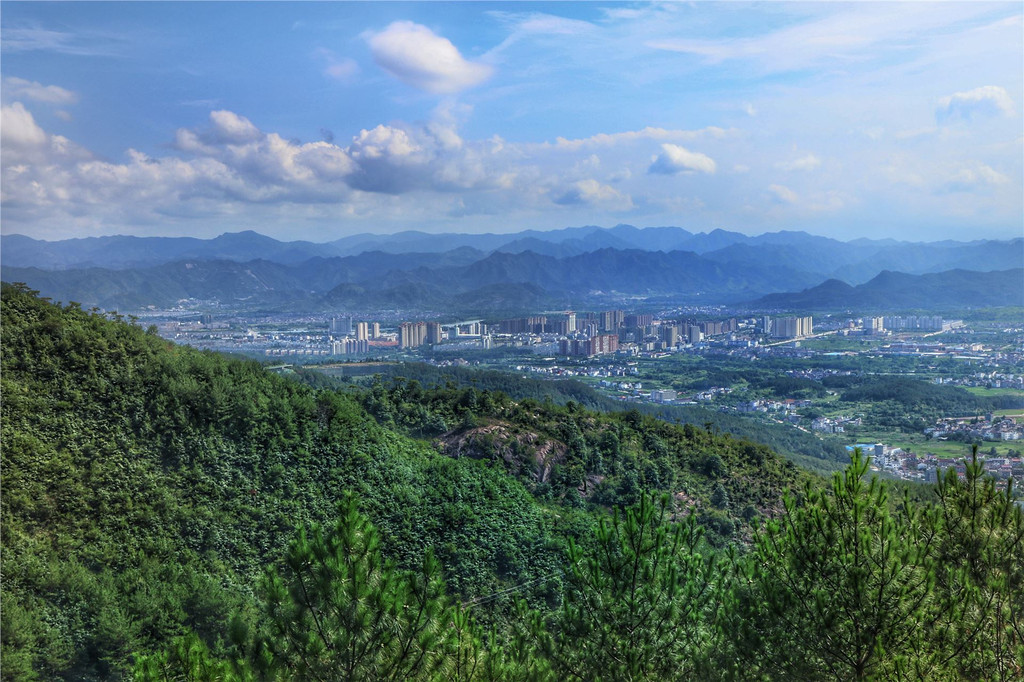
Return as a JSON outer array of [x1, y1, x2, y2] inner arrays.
[[312, 309, 822, 359], [560, 333, 619, 357], [737, 398, 813, 414], [925, 416, 1022, 442], [758, 315, 814, 339], [843, 315, 962, 336], [810, 415, 863, 433], [934, 372, 1024, 390], [384, 310, 759, 358], [868, 443, 1024, 485], [882, 315, 947, 331], [329, 316, 382, 355]]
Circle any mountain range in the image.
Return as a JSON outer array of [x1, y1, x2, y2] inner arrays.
[[754, 269, 1024, 311], [2, 226, 1021, 313]]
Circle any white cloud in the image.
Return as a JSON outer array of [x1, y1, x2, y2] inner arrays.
[[208, 110, 263, 144], [943, 162, 1010, 192], [646, 3, 1004, 75], [608, 167, 632, 182], [548, 126, 730, 152], [325, 58, 359, 82], [937, 85, 1015, 121], [2, 76, 78, 105], [315, 49, 359, 83], [0, 102, 90, 170], [648, 143, 716, 175], [555, 179, 632, 210], [768, 184, 798, 204], [776, 154, 821, 172], [367, 21, 493, 94], [1, 102, 48, 148], [515, 13, 595, 36]]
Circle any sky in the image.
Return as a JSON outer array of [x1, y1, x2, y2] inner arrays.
[[1, 1, 1022, 243]]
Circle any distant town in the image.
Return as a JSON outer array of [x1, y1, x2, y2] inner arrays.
[[142, 305, 1024, 489]]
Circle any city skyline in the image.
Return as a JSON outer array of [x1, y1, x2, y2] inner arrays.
[[2, 1, 1021, 243]]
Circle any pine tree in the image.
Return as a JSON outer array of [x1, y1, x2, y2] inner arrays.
[[736, 449, 939, 680], [532, 494, 718, 681], [255, 495, 454, 681], [929, 445, 1024, 679]]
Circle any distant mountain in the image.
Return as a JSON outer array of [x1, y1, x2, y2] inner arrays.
[[752, 268, 1024, 310], [4, 225, 1021, 313], [6, 227, 1021, 282], [704, 236, 1024, 285], [830, 238, 1024, 284], [2, 246, 819, 312], [674, 228, 750, 253], [0, 230, 333, 270]]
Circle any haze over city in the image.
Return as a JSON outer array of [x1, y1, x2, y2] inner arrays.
[[2, 1, 1021, 243]]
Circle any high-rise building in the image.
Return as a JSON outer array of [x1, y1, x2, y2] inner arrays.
[[559, 334, 618, 357], [771, 316, 813, 339], [330, 316, 353, 336], [590, 333, 618, 355], [883, 315, 943, 331], [333, 338, 369, 355], [355, 322, 369, 342], [399, 322, 428, 348], [624, 314, 653, 329], [371, 322, 380, 338], [498, 316, 547, 334], [600, 310, 625, 332], [426, 322, 443, 345], [660, 325, 679, 347], [701, 320, 724, 337]]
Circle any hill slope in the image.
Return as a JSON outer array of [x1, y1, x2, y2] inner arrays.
[[0, 283, 807, 679]]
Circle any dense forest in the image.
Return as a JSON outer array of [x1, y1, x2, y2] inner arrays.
[[304, 361, 850, 474], [2, 283, 1022, 680]]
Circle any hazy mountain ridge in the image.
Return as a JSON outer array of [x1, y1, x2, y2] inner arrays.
[[6, 226, 1020, 272], [753, 268, 1024, 310], [3, 227, 1020, 312]]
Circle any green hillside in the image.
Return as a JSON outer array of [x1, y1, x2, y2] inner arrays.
[[2, 283, 1021, 681]]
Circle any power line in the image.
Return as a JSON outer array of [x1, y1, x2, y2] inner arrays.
[[461, 560, 581, 608]]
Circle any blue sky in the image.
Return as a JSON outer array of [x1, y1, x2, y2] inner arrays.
[[2, 2, 1021, 243]]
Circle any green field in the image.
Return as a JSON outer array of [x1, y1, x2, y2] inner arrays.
[[964, 386, 1024, 399], [842, 426, 1020, 459]]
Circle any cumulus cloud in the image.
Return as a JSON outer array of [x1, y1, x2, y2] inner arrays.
[[555, 179, 632, 210], [648, 143, 717, 175], [942, 162, 1010, 192], [776, 153, 821, 172], [1, 102, 48, 148], [208, 110, 263, 144], [2, 76, 78, 105], [768, 184, 798, 204], [937, 86, 1015, 121], [0, 102, 89, 168], [367, 22, 493, 94]]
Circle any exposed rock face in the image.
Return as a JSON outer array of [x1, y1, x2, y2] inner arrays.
[[436, 421, 567, 484]]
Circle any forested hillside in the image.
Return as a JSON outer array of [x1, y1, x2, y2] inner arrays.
[[2, 284, 1022, 681], [302, 362, 849, 473]]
